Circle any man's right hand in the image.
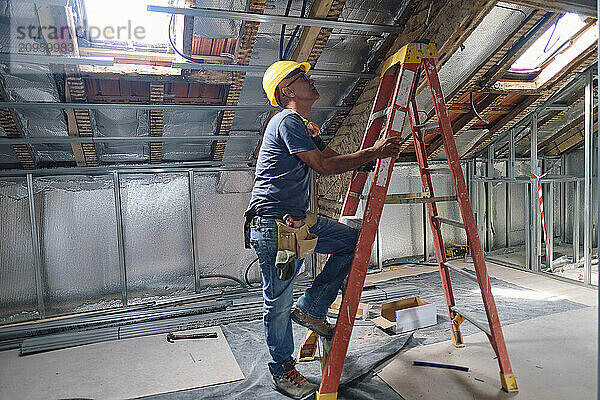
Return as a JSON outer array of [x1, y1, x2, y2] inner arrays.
[[372, 135, 404, 158]]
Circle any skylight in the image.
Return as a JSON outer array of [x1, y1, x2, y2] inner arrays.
[[83, 0, 172, 45], [510, 13, 587, 72]]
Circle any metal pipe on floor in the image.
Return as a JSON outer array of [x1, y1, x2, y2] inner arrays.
[[112, 171, 127, 306], [26, 174, 45, 318]]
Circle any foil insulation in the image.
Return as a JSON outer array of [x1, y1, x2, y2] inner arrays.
[[162, 110, 218, 162], [0, 178, 37, 324], [193, 0, 244, 39], [193, 172, 258, 289], [34, 176, 122, 315], [120, 174, 195, 299]]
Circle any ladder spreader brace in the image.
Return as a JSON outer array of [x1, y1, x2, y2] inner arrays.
[[308, 43, 518, 399]]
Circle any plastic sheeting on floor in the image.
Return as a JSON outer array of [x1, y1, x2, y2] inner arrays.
[[141, 320, 410, 400]]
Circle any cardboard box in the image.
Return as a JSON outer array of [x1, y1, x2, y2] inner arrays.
[[373, 296, 437, 333]]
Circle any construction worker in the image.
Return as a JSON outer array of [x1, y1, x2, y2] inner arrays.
[[244, 60, 402, 399]]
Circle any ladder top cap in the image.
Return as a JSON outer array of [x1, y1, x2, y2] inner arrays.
[[381, 43, 438, 76]]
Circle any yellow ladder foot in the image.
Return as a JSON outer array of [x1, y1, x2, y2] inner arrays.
[[315, 391, 338, 399], [500, 372, 519, 392]]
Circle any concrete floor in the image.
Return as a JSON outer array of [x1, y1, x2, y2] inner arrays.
[[374, 260, 598, 400]]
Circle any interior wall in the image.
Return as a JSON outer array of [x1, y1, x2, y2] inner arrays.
[[0, 171, 258, 323]]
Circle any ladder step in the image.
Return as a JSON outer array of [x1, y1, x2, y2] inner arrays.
[[443, 262, 477, 283], [368, 106, 391, 122], [435, 216, 465, 229], [423, 167, 452, 175], [450, 306, 491, 337], [414, 122, 439, 131]]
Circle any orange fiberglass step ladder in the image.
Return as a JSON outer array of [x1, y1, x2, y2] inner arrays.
[[307, 43, 518, 399]]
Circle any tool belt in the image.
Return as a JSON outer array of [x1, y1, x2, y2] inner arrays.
[[275, 211, 318, 259], [274, 211, 318, 281]]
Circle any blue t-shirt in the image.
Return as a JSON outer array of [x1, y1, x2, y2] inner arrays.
[[246, 109, 326, 220]]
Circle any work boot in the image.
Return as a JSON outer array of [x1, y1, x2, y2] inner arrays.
[[272, 358, 317, 399], [291, 307, 335, 339]]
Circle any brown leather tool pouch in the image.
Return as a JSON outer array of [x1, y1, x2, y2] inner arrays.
[[276, 211, 318, 259]]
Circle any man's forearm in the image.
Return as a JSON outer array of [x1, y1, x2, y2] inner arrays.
[[320, 148, 380, 176]]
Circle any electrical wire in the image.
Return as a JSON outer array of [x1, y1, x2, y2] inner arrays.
[[494, 4, 528, 20], [279, 0, 294, 60], [244, 257, 259, 287], [279, 0, 308, 60], [283, 0, 308, 60], [168, 15, 206, 64], [470, 92, 489, 124], [198, 274, 248, 289], [543, 20, 559, 53]]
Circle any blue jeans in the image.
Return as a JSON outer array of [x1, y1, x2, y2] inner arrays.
[[249, 215, 358, 379]]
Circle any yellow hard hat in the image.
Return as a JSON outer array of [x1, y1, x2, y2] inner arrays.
[[263, 60, 311, 107]]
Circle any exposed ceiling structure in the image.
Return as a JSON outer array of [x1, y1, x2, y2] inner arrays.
[[0, 0, 597, 214]]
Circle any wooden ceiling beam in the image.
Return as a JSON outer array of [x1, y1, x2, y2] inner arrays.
[[291, 0, 336, 63]]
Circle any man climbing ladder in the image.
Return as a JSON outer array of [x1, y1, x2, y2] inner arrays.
[[313, 42, 518, 399]]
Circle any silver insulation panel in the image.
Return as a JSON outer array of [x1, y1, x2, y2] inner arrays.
[[193, 0, 244, 39], [34, 176, 122, 315], [0, 178, 37, 323], [120, 174, 195, 297], [193, 172, 258, 289]]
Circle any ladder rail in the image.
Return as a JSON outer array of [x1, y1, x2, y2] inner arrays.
[[423, 57, 514, 378], [340, 72, 399, 217], [319, 60, 420, 397], [407, 98, 459, 326]]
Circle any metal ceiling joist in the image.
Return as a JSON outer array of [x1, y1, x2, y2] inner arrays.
[[147, 5, 401, 33], [0, 53, 114, 66], [171, 62, 374, 78], [0, 163, 255, 177], [0, 102, 350, 112], [0, 135, 262, 145], [0, 85, 37, 169]]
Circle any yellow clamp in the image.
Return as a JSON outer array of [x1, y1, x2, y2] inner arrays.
[[451, 313, 465, 347], [500, 372, 519, 392], [381, 43, 438, 76]]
